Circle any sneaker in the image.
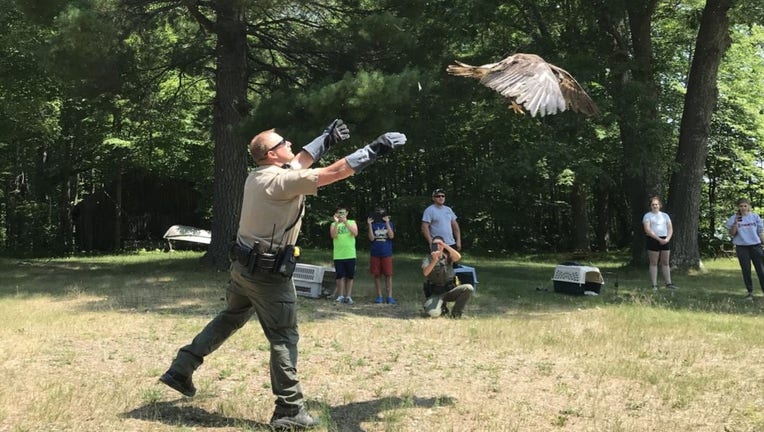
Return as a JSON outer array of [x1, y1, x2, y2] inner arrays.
[[387, 297, 396, 305], [343, 297, 354, 305], [270, 407, 319, 430], [374, 296, 384, 304], [335, 295, 345, 303], [666, 283, 678, 290], [651, 285, 659, 291], [159, 369, 196, 397], [746, 292, 754, 301]]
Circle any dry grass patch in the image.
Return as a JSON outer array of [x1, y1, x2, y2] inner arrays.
[[1, 252, 764, 431]]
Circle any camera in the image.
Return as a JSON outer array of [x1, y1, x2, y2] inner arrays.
[[431, 243, 440, 252], [370, 207, 387, 223]]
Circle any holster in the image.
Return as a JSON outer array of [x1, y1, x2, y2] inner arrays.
[[229, 241, 298, 278]]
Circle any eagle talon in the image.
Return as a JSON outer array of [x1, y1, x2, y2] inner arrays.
[[510, 101, 525, 115]]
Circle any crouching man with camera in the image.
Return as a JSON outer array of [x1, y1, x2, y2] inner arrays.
[[159, 120, 406, 430], [422, 236, 474, 318]]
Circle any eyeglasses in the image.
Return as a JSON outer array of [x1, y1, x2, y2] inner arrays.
[[433, 194, 445, 198]]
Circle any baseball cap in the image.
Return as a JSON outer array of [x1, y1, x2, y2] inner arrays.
[[432, 188, 445, 197]]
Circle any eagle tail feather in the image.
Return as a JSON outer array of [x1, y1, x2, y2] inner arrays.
[[446, 61, 485, 79]]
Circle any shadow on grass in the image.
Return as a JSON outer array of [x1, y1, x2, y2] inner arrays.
[[321, 395, 455, 431], [122, 395, 454, 431], [121, 399, 268, 429], [3, 252, 762, 318]]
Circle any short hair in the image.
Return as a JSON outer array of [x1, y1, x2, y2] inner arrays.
[[249, 129, 277, 162], [737, 198, 751, 206]]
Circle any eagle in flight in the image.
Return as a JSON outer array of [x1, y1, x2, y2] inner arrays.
[[446, 53, 599, 118]]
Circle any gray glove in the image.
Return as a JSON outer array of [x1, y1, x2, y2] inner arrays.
[[345, 132, 407, 172], [368, 132, 406, 157], [302, 118, 351, 162]]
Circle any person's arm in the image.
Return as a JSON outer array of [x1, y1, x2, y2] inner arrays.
[[423, 254, 439, 276], [452, 219, 462, 250], [367, 218, 375, 241], [421, 221, 432, 244], [292, 119, 351, 169], [665, 215, 673, 243], [330, 220, 339, 239], [442, 243, 462, 263], [316, 159, 356, 187], [643, 217, 658, 240], [347, 220, 358, 237], [728, 214, 739, 237], [316, 132, 407, 187], [384, 217, 394, 239]]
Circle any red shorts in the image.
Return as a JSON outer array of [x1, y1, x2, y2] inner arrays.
[[369, 256, 393, 276]]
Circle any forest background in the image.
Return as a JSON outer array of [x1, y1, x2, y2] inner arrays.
[[1, 0, 763, 270]]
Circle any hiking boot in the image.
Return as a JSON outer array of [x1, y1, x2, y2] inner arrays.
[[270, 407, 318, 430], [159, 369, 196, 397], [374, 296, 384, 304]]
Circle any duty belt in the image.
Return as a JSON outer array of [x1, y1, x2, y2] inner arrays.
[[228, 242, 297, 277]]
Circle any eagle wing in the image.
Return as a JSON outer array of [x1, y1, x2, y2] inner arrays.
[[447, 53, 599, 118], [547, 64, 600, 117], [479, 53, 566, 117]]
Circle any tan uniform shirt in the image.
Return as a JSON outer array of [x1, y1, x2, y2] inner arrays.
[[237, 165, 319, 251]]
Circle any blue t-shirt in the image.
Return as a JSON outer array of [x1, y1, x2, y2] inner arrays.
[[370, 221, 393, 257]]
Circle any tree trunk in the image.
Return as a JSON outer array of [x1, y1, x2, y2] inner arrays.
[[593, 181, 610, 251], [571, 180, 590, 251], [667, 0, 736, 269], [599, 0, 664, 264], [203, 1, 250, 270], [113, 169, 122, 251]]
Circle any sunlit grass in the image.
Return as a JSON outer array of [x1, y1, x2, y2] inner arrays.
[[1, 251, 763, 431]]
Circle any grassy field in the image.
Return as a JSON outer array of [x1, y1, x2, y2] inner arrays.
[[1, 249, 763, 432]]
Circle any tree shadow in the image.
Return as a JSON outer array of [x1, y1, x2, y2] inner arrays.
[[121, 399, 269, 430]]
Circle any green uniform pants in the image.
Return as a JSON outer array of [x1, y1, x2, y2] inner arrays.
[[169, 261, 304, 415]]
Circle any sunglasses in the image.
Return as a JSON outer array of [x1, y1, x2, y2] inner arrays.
[[267, 138, 287, 153], [433, 194, 445, 198]]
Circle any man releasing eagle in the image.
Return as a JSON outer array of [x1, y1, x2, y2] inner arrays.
[[446, 53, 599, 118]]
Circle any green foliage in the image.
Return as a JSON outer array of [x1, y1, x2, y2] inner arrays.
[[1, 0, 763, 260]]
